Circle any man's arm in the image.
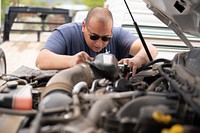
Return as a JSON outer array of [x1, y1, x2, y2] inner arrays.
[[118, 38, 158, 76], [35, 49, 92, 70]]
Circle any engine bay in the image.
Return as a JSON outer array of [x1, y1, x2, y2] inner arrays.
[[1, 0, 200, 133], [0, 51, 200, 133]]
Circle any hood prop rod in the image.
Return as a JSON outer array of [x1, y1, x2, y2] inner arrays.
[[124, 0, 153, 61]]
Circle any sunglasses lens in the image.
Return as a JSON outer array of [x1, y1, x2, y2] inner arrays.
[[90, 35, 99, 40], [102, 36, 111, 42]]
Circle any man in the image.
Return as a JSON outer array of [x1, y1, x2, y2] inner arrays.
[[35, 7, 158, 76]]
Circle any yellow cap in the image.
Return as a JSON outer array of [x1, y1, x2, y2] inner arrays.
[[152, 111, 172, 124], [161, 124, 184, 133]]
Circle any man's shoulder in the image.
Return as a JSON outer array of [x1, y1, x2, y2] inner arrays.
[[112, 26, 130, 35], [112, 27, 122, 31], [113, 26, 128, 32], [57, 22, 82, 30]]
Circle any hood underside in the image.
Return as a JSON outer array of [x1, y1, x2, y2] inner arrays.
[[143, 0, 200, 49]]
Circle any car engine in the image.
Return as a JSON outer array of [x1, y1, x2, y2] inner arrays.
[[1, 0, 200, 133], [0, 51, 200, 133]]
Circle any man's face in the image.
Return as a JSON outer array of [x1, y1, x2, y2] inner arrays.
[[82, 18, 113, 52]]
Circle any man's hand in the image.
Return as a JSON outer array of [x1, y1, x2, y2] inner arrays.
[[118, 56, 145, 76], [70, 51, 92, 67]]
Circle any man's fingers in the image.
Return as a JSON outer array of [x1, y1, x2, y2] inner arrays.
[[131, 65, 137, 76], [118, 58, 138, 76], [80, 51, 92, 62], [118, 58, 129, 65]]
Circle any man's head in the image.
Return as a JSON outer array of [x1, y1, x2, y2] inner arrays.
[[82, 7, 113, 52]]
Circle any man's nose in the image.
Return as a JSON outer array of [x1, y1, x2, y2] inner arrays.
[[96, 39, 104, 46]]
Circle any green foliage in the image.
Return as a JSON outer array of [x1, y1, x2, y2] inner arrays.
[[1, 0, 11, 25], [1, 0, 105, 27], [81, 0, 105, 9], [1, 0, 50, 27], [19, 0, 49, 6]]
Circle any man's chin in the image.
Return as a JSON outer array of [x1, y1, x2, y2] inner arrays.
[[92, 48, 101, 53]]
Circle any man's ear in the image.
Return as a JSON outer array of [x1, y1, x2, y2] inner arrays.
[[82, 21, 86, 32]]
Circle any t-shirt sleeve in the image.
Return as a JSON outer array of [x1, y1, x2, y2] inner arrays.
[[43, 29, 68, 54], [113, 27, 138, 59]]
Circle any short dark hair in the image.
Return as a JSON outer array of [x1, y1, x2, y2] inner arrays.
[[85, 7, 113, 26]]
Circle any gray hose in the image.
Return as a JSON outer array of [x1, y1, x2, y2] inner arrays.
[[41, 63, 95, 99], [63, 98, 116, 133]]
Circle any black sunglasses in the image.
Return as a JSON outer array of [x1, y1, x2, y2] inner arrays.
[[86, 26, 112, 42]]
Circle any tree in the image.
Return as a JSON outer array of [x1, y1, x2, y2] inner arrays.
[[1, 0, 11, 25], [81, 0, 105, 9], [1, 0, 50, 27]]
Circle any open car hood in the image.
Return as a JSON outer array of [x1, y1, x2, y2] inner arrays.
[[143, 0, 200, 49]]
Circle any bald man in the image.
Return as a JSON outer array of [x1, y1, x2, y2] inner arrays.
[[35, 7, 158, 76]]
